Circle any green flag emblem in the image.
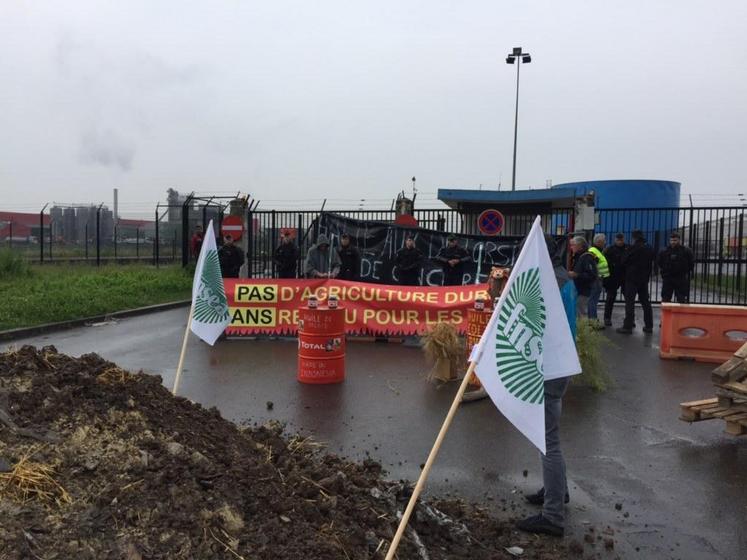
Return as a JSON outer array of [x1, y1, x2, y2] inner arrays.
[[193, 249, 230, 324], [495, 267, 547, 404]]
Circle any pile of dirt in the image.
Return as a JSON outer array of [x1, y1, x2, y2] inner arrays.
[[0, 346, 601, 559]]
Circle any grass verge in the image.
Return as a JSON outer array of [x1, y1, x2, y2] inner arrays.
[[0, 264, 192, 331]]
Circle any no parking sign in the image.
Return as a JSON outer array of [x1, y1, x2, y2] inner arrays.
[[477, 209, 505, 236]]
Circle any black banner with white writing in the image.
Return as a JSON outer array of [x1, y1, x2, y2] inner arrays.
[[315, 213, 566, 286]]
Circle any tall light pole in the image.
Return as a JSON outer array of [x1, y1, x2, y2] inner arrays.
[[506, 47, 531, 191]]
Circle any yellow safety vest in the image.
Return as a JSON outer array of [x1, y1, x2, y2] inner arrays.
[[588, 247, 610, 278]]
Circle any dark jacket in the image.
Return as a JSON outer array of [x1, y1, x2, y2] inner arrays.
[[622, 238, 655, 284], [274, 242, 298, 278], [394, 246, 423, 285], [304, 243, 341, 278], [603, 243, 628, 282], [337, 245, 361, 281], [657, 245, 694, 279], [218, 244, 244, 278], [571, 250, 598, 296], [436, 243, 470, 286]]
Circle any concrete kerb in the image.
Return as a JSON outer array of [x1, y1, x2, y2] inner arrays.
[[0, 300, 192, 343]]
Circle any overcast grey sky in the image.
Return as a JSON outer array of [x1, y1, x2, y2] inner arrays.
[[1, 0, 745, 216]]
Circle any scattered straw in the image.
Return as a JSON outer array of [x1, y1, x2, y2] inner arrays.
[[97, 366, 131, 384], [288, 435, 326, 455], [0, 448, 72, 507]]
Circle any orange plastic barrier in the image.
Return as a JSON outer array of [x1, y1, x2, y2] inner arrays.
[[660, 303, 747, 364], [298, 307, 345, 384]]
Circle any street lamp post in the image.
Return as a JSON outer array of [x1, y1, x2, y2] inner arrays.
[[506, 47, 531, 191]]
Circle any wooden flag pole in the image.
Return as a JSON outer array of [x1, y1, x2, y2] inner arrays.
[[384, 360, 477, 560], [172, 304, 195, 395]]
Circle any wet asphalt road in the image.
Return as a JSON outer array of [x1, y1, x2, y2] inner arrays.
[[11, 307, 746, 560]]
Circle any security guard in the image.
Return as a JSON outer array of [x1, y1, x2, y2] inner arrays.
[[435, 234, 470, 286], [657, 231, 694, 303], [602, 233, 628, 326], [394, 235, 423, 286]]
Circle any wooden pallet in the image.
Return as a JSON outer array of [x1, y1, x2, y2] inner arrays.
[[680, 398, 747, 435], [679, 342, 747, 436]]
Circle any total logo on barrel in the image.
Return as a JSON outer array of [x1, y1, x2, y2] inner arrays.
[[298, 337, 344, 355]]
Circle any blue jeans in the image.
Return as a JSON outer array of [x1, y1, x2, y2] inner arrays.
[[587, 278, 602, 319], [542, 377, 569, 526]]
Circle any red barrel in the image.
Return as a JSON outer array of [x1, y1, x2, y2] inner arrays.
[[298, 306, 345, 384], [466, 308, 492, 388]]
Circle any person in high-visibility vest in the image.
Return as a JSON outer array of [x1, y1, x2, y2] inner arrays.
[[587, 233, 610, 327]]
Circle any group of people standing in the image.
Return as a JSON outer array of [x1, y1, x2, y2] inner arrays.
[[275, 232, 362, 281], [273, 231, 472, 286], [569, 230, 694, 333]]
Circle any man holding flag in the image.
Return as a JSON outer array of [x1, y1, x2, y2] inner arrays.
[[472, 218, 581, 537], [386, 217, 581, 559]]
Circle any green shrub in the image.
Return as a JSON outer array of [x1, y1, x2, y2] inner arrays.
[[0, 249, 30, 279], [573, 318, 614, 392]]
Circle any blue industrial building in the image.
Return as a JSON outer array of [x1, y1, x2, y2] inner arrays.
[[438, 179, 681, 244]]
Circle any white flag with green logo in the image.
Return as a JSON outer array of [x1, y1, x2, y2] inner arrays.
[[473, 216, 581, 454], [189, 220, 231, 345]]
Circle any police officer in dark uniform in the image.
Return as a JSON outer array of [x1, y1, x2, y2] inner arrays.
[[337, 233, 361, 281], [602, 233, 627, 326], [394, 235, 423, 286], [436, 234, 470, 286], [617, 230, 655, 334], [273, 231, 299, 278], [218, 234, 245, 278], [657, 232, 694, 303]]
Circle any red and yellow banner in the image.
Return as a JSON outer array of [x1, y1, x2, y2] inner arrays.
[[224, 279, 490, 336]]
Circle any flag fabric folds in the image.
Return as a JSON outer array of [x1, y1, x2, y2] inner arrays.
[[472, 216, 581, 453], [189, 220, 231, 345]]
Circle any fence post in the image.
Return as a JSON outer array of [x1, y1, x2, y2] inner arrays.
[[85, 224, 89, 260], [247, 209, 253, 278], [271, 209, 277, 278], [153, 205, 158, 268], [297, 212, 303, 278], [737, 213, 744, 304], [717, 217, 725, 299], [7, 221, 11, 248], [49, 219, 53, 260], [114, 225, 118, 259], [182, 197, 191, 268], [172, 231, 177, 261], [96, 207, 101, 267], [39, 209, 44, 263], [136, 227, 140, 258]]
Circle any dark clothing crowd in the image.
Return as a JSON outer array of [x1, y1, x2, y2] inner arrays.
[[566, 230, 694, 334]]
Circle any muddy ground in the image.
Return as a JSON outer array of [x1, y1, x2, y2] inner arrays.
[[0, 346, 616, 559]]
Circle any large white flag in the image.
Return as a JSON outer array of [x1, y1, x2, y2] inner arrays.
[[189, 220, 231, 345], [472, 216, 581, 453]]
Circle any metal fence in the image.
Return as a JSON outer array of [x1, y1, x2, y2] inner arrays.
[[597, 207, 745, 305], [245, 207, 576, 278], [0, 197, 237, 267], [4, 203, 745, 305], [246, 206, 746, 305]]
